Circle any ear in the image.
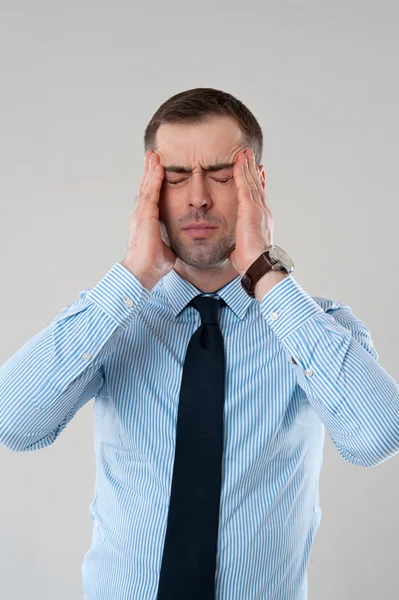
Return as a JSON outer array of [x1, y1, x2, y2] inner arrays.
[[257, 165, 266, 191]]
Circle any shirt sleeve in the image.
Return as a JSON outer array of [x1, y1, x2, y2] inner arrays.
[[0, 262, 151, 452], [259, 275, 399, 468]]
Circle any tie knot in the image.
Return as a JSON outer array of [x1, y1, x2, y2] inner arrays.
[[189, 295, 226, 325]]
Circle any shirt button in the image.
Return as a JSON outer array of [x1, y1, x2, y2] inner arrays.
[[124, 298, 134, 307], [270, 311, 279, 320], [82, 352, 91, 361], [305, 368, 314, 376]]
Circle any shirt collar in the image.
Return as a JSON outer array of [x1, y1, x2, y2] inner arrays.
[[152, 268, 255, 321]]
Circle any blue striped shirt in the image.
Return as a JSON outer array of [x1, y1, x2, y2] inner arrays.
[[1, 261, 398, 599]]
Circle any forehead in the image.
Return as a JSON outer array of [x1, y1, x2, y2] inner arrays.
[[154, 116, 247, 170]]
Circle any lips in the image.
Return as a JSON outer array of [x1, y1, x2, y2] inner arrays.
[[183, 222, 217, 230], [183, 227, 217, 238]]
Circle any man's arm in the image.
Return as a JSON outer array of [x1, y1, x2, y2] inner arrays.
[[0, 262, 151, 452], [257, 275, 399, 467]]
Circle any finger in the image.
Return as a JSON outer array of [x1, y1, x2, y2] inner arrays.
[[243, 150, 265, 208], [245, 149, 264, 200], [138, 154, 164, 209], [141, 153, 162, 200], [142, 152, 159, 194], [142, 164, 164, 210], [234, 151, 262, 207], [233, 153, 255, 203], [138, 150, 153, 195]]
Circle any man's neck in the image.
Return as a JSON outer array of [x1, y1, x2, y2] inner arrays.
[[173, 261, 240, 294]]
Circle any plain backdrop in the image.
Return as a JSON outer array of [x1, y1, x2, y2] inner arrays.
[[0, 1, 398, 599]]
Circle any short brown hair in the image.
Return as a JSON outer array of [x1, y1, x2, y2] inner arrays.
[[143, 87, 263, 165]]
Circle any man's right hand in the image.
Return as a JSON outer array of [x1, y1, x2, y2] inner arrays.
[[121, 150, 177, 291]]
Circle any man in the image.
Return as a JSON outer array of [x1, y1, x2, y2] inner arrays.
[[0, 87, 398, 600]]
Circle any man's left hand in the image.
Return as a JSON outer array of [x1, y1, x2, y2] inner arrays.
[[228, 148, 275, 276]]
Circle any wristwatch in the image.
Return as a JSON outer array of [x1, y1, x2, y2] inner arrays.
[[241, 245, 295, 298]]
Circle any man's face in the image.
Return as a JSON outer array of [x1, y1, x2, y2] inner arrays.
[[155, 116, 263, 270]]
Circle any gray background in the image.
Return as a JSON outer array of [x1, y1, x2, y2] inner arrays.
[[1, 1, 398, 598]]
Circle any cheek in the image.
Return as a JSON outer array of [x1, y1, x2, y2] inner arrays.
[[222, 187, 239, 215], [158, 189, 169, 223], [158, 189, 179, 224]]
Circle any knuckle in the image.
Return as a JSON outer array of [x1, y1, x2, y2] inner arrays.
[[141, 190, 151, 201]]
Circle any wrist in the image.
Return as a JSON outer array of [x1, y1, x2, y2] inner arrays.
[[254, 270, 289, 302], [119, 261, 158, 292]]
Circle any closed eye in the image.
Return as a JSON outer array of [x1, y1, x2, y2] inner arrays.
[[215, 177, 233, 184], [167, 177, 233, 185]]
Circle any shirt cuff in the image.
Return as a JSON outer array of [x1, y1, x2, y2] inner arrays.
[[85, 262, 152, 326], [259, 275, 324, 342]]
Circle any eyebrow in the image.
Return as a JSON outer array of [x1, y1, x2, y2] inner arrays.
[[163, 162, 235, 174]]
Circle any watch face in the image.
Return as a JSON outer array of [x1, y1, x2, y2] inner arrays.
[[270, 245, 295, 272]]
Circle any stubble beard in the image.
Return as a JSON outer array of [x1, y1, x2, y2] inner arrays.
[[159, 221, 236, 270]]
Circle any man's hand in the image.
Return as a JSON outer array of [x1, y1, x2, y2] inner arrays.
[[121, 151, 177, 291], [228, 148, 275, 276]]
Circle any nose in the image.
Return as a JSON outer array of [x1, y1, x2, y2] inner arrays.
[[187, 174, 213, 209]]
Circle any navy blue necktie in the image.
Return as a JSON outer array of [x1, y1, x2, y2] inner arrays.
[[157, 295, 226, 600]]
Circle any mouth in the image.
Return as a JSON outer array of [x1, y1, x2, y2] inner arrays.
[[183, 227, 218, 238]]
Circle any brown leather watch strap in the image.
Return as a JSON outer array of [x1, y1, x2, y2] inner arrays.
[[241, 251, 275, 298]]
